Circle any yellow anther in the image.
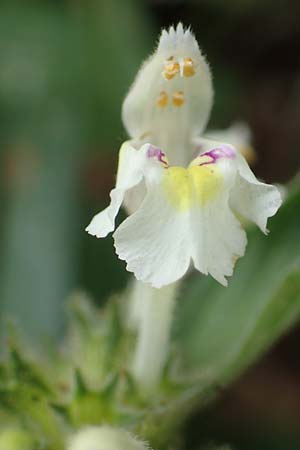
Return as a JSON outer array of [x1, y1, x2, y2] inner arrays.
[[172, 90, 185, 107], [183, 57, 196, 77], [156, 91, 168, 108], [162, 59, 180, 80]]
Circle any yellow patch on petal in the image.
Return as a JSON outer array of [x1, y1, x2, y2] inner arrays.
[[162, 167, 190, 210], [190, 165, 223, 206], [162, 165, 223, 210]]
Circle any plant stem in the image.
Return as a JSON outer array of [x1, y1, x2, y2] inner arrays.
[[131, 281, 178, 392]]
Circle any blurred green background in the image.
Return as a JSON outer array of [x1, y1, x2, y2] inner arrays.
[[0, 0, 300, 449]]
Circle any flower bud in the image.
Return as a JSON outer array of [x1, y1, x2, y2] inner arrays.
[[67, 425, 150, 450]]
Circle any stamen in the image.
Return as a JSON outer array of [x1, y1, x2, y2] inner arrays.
[[156, 91, 168, 108], [183, 57, 196, 77], [172, 91, 185, 107], [162, 58, 180, 80]]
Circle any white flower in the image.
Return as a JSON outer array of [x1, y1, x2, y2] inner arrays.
[[86, 141, 281, 288], [67, 426, 149, 450], [86, 23, 282, 288]]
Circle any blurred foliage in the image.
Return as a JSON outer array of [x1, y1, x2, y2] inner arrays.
[[198, 446, 231, 450], [0, 187, 300, 449], [0, 0, 150, 338]]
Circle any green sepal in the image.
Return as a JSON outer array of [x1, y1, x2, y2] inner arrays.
[[9, 347, 52, 395]]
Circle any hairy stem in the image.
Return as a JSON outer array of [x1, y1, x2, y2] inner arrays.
[[130, 281, 178, 392]]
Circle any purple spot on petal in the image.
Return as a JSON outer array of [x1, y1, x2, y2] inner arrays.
[[200, 144, 236, 166], [147, 145, 169, 167]]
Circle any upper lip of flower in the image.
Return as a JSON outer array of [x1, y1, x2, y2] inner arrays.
[[122, 23, 213, 167]]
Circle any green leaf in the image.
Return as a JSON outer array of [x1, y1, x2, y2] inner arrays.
[[177, 188, 300, 387], [9, 348, 52, 395]]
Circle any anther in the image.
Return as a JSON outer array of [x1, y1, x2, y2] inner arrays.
[[162, 59, 180, 80], [183, 57, 196, 77], [172, 90, 185, 107], [156, 91, 168, 108]]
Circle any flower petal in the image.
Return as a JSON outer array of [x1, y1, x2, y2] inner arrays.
[[86, 143, 168, 238], [230, 154, 282, 234], [114, 154, 247, 288], [206, 121, 256, 164], [193, 138, 282, 234], [122, 23, 213, 166], [86, 143, 145, 238], [190, 189, 247, 286], [114, 183, 192, 288], [85, 188, 126, 238]]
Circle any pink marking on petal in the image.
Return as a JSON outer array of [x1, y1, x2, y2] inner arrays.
[[146, 145, 169, 167], [199, 144, 236, 166]]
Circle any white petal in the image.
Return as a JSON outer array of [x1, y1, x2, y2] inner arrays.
[[192, 136, 236, 157], [194, 138, 282, 234], [85, 188, 125, 238], [114, 183, 191, 288], [230, 154, 282, 234], [205, 121, 256, 163], [207, 122, 251, 146], [190, 190, 247, 286], [122, 24, 213, 166], [114, 156, 246, 288], [86, 142, 147, 238], [86, 143, 168, 238], [189, 156, 246, 285], [123, 180, 147, 215]]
